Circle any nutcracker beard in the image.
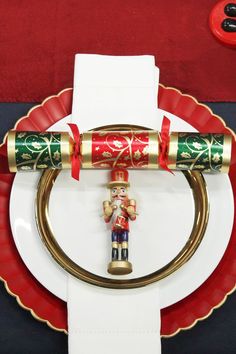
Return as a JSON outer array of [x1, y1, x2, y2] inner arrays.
[[111, 199, 122, 220]]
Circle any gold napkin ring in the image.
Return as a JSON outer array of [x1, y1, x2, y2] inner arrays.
[[36, 125, 209, 289]]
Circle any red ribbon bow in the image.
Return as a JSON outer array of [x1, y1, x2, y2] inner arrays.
[[67, 123, 81, 180], [159, 116, 174, 174]]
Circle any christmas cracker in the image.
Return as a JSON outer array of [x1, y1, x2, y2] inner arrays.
[[7, 130, 232, 173]]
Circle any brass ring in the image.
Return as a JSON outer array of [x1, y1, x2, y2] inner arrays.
[[35, 125, 209, 289]]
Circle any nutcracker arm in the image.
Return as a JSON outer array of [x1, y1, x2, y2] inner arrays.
[[103, 201, 113, 223], [126, 199, 137, 220]]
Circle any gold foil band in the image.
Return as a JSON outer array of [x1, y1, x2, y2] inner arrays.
[[148, 131, 159, 168], [167, 132, 178, 170], [81, 131, 93, 168], [7, 131, 17, 173], [61, 133, 72, 170], [221, 134, 232, 173]]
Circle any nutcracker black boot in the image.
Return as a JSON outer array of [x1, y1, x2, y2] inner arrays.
[[112, 247, 119, 261], [121, 248, 128, 261]]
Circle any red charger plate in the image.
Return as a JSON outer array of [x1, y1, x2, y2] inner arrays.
[[0, 85, 235, 337]]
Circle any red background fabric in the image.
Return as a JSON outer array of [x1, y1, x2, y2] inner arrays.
[[0, 0, 235, 102]]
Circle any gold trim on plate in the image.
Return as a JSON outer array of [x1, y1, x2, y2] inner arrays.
[[158, 83, 236, 141], [0, 276, 67, 334], [162, 284, 236, 338]]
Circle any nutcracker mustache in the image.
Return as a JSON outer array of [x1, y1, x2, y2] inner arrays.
[[6, 117, 232, 180], [113, 195, 126, 200]]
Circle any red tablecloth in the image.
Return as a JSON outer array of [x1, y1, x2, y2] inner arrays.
[[0, 0, 235, 102]]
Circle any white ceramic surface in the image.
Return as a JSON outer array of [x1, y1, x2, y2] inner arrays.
[[10, 112, 234, 308]]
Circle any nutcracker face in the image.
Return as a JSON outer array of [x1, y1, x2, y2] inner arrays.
[[111, 185, 128, 201]]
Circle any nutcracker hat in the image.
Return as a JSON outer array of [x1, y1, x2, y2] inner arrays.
[[107, 168, 130, 188]]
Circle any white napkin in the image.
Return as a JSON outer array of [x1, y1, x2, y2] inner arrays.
[[71, 54, 159, 130], [68, 277, 161, 354], [68, 54, 161, 354]]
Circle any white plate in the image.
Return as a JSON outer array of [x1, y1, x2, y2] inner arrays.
[[10, 111, 234, 308]]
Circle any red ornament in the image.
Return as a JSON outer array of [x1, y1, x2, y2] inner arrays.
[[209, 0, 236, 47]]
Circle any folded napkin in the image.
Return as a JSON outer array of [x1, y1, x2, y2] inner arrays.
[[68, 276, 161, 354], [67, 54, 161, 354]]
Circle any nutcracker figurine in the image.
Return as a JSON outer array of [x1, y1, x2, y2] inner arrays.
[[103, 168, 137, 275]]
